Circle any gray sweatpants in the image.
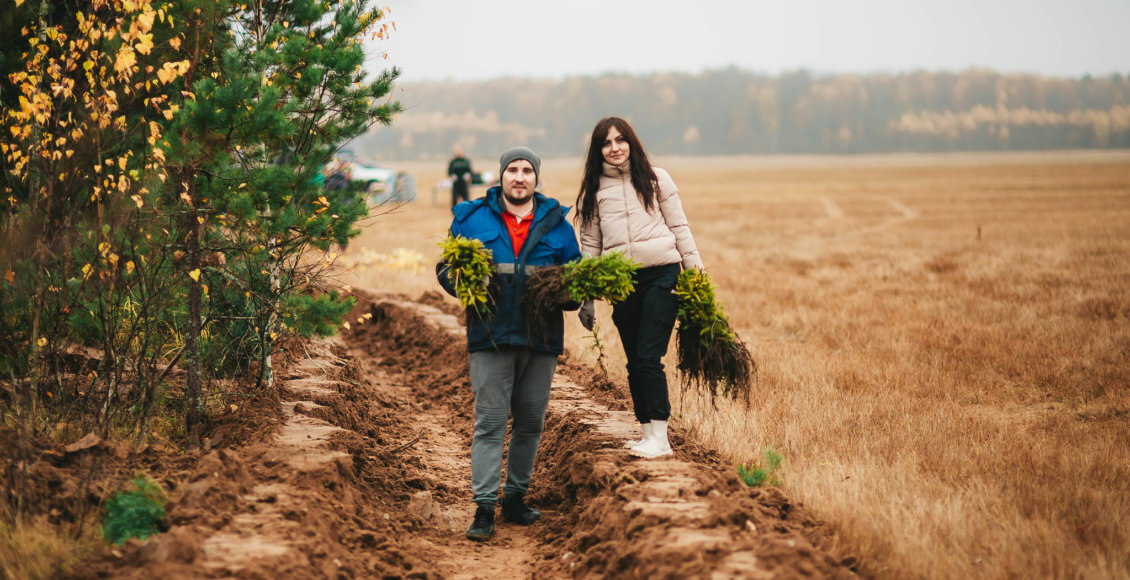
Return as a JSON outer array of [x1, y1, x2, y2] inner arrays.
[[469, 347, 557, 505]]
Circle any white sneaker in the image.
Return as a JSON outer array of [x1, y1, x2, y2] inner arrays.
[[630, 420, 672, 458], [623, 422, 653, 449]]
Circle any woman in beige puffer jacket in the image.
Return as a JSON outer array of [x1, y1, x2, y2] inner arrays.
[[574, 116, 704, 459]]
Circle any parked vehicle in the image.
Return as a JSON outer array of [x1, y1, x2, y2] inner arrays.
[[324, 153, 416, 203]]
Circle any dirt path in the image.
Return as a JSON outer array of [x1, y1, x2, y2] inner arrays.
[[75, 290, 856, 579], [344, 292, 858, 579]]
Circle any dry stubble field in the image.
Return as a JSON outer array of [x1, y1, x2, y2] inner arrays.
[[340, 150, 1130, 579]]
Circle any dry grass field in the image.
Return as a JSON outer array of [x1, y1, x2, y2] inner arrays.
[[341, 150, 1130, 579]]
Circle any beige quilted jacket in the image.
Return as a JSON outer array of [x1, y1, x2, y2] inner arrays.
[[578, 162, 703, 270]]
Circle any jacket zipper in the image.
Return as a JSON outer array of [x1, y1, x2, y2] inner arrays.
[[620, 169, 635, 259]]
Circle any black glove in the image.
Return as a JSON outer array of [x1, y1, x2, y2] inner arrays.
[[578, 300, 595, 331]]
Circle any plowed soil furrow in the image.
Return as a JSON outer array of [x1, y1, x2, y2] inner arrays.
[[73, 290, 856, 579], [342, 291, 857, 579]]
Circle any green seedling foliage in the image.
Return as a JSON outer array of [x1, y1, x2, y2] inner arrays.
[[439, 235, 495, 316], [674, 268, 756, 404], [102, 477, 168, 545], [737, 448, 783, 487], [561, 252, 640, 304], [522, 253, 640, 339]]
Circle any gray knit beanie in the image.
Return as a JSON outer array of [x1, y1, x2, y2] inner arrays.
[[499, 146, 541, 185]]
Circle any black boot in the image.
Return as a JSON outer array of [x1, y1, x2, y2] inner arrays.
[[500, 493, 541, 525], [465, 503, 495, 541]]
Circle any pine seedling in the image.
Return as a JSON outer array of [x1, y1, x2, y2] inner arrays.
[[589, 321, 611, 377], [674, 268, 757, 403], [737, 448, 783, 487], [561, 252, 640, 303], [523, 253, 640, 337], [102, 477, 167, 545], [439, 235, 495, 317]]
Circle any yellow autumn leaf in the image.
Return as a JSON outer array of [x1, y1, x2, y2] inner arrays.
[[114, 46, 136, 74], [125, 260, 135, 273], [37, 337, 47, 347], [188, 268, 200, 282], [137, 11, 156, 33], [15, 0, 24, 6], [131, 194, 143, 208], [342, 321, 350, 330], [82, 263, 92, 280]]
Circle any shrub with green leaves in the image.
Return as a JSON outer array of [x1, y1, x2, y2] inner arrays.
[[737, 448, 783, 487], [439, 235, 495, 316], [102, 477, 167, 545], [523, 253, 640, 332], [675, 268, 756, 403]]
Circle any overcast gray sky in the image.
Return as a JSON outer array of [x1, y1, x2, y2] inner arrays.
[[371, 0, 1129, 82]]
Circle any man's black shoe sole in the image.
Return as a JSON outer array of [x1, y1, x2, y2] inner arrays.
[[466, 529, 493, 542]]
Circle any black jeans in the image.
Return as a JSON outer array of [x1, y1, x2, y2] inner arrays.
[[451, 183, 470, 207], [611, 263, 680, 424]]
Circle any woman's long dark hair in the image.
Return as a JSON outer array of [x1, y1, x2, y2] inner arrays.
[[575, 117, 659, 226]]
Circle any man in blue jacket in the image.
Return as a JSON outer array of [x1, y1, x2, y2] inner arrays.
[[437, 146, 582, 542]]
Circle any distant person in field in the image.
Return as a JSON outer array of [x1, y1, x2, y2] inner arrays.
[[436, 146, 582, 541], [575, 116, 704, 459], [447, 146, 473, 207]]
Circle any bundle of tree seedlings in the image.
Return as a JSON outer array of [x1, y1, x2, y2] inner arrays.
[[674, 268, 756, 403], [439, 235, 496, 317], [523, 252, 640, 331]]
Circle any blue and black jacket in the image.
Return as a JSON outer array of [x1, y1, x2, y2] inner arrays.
[[437, 187, 582, 355]]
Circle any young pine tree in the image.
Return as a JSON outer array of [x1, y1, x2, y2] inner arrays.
[[161, 0, 400, 443]]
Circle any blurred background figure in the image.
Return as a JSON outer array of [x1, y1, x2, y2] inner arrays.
[[447, 146, 473, 208]]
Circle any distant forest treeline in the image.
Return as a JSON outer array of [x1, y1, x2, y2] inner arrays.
[[353, 68, 1130, 160]]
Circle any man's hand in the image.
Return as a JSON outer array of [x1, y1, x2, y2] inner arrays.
[[578, 301, 595, 331]]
